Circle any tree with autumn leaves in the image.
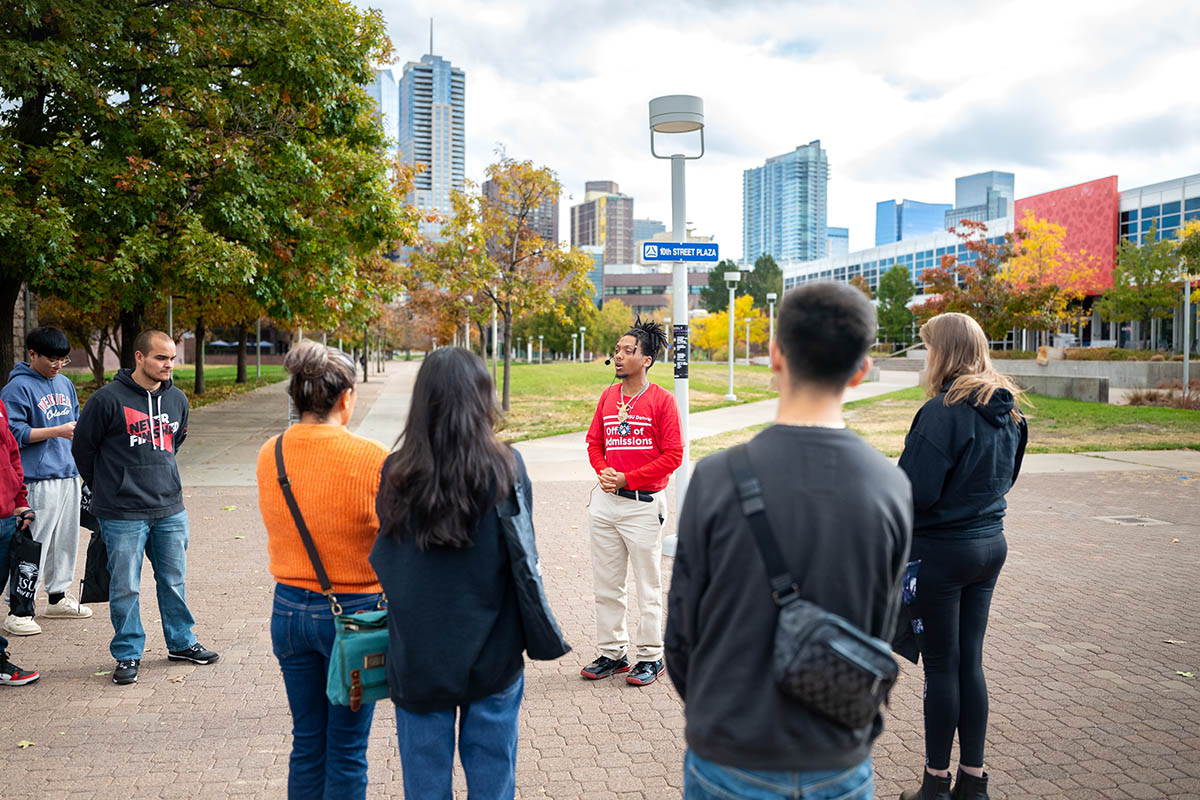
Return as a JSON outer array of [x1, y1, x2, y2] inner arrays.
[[405, 157, 594, 411]]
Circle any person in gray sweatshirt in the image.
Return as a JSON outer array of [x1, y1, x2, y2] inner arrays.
[[72, 330, 218, 686], [1, 326, 92, 636]]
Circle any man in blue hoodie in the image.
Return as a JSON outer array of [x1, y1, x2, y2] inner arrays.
[[2, 326, 92, 637], [72, 329, 218, 685]]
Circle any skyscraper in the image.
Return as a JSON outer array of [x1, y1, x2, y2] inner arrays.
[[399, 52, 465, 233], [482, 177, 559, 243], [827, 227, 849, 257], [743, 140, 829, 263], [363, 68, 399, 154], [634, 218, 666, 242], [944, 171, 1014, 229], [570, 181, 634, 265], [875, 199, 953, 245]]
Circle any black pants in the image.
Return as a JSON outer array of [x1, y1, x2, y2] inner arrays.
[[909, 532, 1007, 771]]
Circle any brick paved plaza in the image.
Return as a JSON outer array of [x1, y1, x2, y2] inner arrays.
[[3, 365, 1199, 799]]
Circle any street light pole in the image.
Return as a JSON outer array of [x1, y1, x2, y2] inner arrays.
[[767, 292, 777, 353], [571, 332, 577, 362], [1185, 272, 1193, 394], [579, 326, 587, 362], [724, 271, 741, 401], [649, 95, 705, 552], [745, 318, 751, 364], [538, 334, 544, 364], [255, 318, 262, 378]]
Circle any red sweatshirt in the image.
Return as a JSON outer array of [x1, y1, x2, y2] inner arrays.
[[586, 382, 683, 492], [0, 399, 30, 516]]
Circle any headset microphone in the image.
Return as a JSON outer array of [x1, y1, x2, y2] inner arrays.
[[604, 358, 612, 365]]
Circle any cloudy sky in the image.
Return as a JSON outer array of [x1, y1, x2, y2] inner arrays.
[[361, 0, 1200, 260]]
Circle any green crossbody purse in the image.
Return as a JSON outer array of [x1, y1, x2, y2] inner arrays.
[[275, 433, 390, 711]]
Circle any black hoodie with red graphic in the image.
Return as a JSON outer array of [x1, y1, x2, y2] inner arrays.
[[72, 369, 190, 521]]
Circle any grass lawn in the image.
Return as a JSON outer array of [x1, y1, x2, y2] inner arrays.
[[498, 361, 775, 442], [690, 386, 1200, 460], [69, 365, 288, 409]]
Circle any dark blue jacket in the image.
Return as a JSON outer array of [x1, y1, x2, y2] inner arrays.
[[898, 386, 1027, 538]]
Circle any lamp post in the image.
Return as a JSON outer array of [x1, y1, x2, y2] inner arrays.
[[571, 332, 577, 362], [538, 334, 544, 364], [463, 294, 473, 353], [766, 292, 777, 352], [649, 94, 705, 549], [745, 318, 751, 364], [579, 326, 587, 362], [724, 271, 741, 401], [1184, 272, 1194, 393]]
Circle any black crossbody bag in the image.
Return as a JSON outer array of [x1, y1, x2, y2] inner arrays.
[[727, 444, 899, 730]]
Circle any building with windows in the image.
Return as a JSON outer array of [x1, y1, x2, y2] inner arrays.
[[875, 200, 952, 245], [580, 245, 604, 306], [602, 272, 707, 316], [1119, 173, 1200, 244], [634, 218, 666, 242], [570, 181, 635, 265], [399, 53, 465, 236], [743, 140, 829, 264], [482, 177, 559, 243], [363, 68, 399, 153], [944, 171, 1014, 230], [827, 227, 849, 257]]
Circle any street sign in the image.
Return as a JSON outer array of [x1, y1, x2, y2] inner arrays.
[[642, 242, 719, 262]]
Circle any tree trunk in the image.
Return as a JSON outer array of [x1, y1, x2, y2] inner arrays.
[[501, 306, 513, 412], [85, 329, 108, 387], [236, 324, 248, 383], [118, 303, 146, 369], [0, 279, 22, 381], [361, 324, 369, 382], [194, 316, 206, 395]]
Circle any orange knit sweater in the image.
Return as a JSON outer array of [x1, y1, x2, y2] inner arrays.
[[257, 424, 389, 594]]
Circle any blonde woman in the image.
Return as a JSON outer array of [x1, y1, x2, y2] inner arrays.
[[897, 313, 1028, 800]]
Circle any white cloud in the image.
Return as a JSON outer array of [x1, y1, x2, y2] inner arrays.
[[364, 0, 1200, 258]]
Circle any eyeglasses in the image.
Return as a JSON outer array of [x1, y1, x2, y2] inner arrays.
[[36, 355, 71, 367]]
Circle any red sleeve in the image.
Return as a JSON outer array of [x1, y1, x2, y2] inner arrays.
[[585, 387, 610, 475], [0, 400, 28, 510], [624, 387, 683, 490]]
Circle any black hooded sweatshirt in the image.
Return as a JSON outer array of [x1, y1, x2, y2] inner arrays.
[[898, 385, 1028, 538], [72, 369, 189, 521]]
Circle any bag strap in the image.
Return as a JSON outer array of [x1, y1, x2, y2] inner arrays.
[[726, 444, 799, 606], [274, 432, 340, 611]]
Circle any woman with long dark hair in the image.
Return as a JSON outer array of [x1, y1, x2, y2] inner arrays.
[[256, 341, 388, 800], [370, 347, 529, 800], [897, 313, 1028, 800]]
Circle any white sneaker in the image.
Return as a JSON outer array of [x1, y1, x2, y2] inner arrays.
[[43, 596, 93, 619], [3, 614, 42, 636]]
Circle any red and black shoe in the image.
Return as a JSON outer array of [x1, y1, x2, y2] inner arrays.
[[0, 653, 40, 686], [626, 660, 664, 686], [580, 655, 631, 680]]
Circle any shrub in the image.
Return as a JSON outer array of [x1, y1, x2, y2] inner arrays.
[[1151, 354, 1166, 361], [1066, 347, 1158, 361], [1127, 387, 1200, 411]]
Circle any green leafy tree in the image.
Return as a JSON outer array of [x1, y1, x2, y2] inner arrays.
[[744, 254, 783, 308], [876, 264, 916, 344], [700, 259, 741, 312], [1095, 225, 1184, 348]]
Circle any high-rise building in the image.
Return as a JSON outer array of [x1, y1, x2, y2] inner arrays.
[[827, 227, 849, 257], [875, 200, 952, 245], [399, 53, 465, 234], [634, 218, 666, 242], [482, 178, 559, 243], [363, 68, 400, 154], [580, 245, 604, 306], [945, 171, 1014, 230], [743, 140, 829, 264], [570, 181, 634, 265]]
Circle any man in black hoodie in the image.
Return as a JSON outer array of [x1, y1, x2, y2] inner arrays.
[[73, 330, 219, 685], [666, 282, 912, 798]]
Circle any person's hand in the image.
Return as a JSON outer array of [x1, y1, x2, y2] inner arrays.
[[598, 467, 620, 493], [57, 421, 76, 440], [15, 507, 34, 532]]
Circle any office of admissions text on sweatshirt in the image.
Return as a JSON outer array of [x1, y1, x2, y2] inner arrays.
[[586, 382, 682, 492]]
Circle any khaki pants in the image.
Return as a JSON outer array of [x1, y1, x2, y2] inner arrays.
[[587, 488, 668, 661]]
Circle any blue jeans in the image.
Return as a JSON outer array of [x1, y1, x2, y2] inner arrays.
[[0, 516, 14, 653], [99, 511, 196, 661], [395, 673, 524, 800], [684, 751, 873, 800], [271, 583, 381, 800]]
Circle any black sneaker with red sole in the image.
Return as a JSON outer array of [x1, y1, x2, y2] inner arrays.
[[580, 655, 630, 680], [626, 659, 664, 686], [0, 654, 40, 686]]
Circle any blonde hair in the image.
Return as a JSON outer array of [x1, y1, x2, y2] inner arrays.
[[920, 313, 1026, 422]]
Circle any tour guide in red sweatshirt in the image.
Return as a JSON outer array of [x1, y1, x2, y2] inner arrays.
[[581, 318, 681, 688]]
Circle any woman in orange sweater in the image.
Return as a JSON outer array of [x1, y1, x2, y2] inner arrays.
[[256, 341, 388, 800]]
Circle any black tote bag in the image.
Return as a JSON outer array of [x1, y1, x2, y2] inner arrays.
[[80, 529, 111, 604], [497, 476, 571, 661], [9, 528, 42, 618]]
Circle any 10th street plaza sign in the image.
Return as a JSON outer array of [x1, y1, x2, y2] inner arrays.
[[642, 242, 719, 262]]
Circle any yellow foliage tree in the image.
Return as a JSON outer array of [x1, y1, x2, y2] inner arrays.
[[690, 295, 768, 360], [1001, 210, 1103, 336], [1180, 220, 1200, 306]]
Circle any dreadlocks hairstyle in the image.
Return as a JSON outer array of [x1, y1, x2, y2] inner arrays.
[[625, 316, 669, 366]]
